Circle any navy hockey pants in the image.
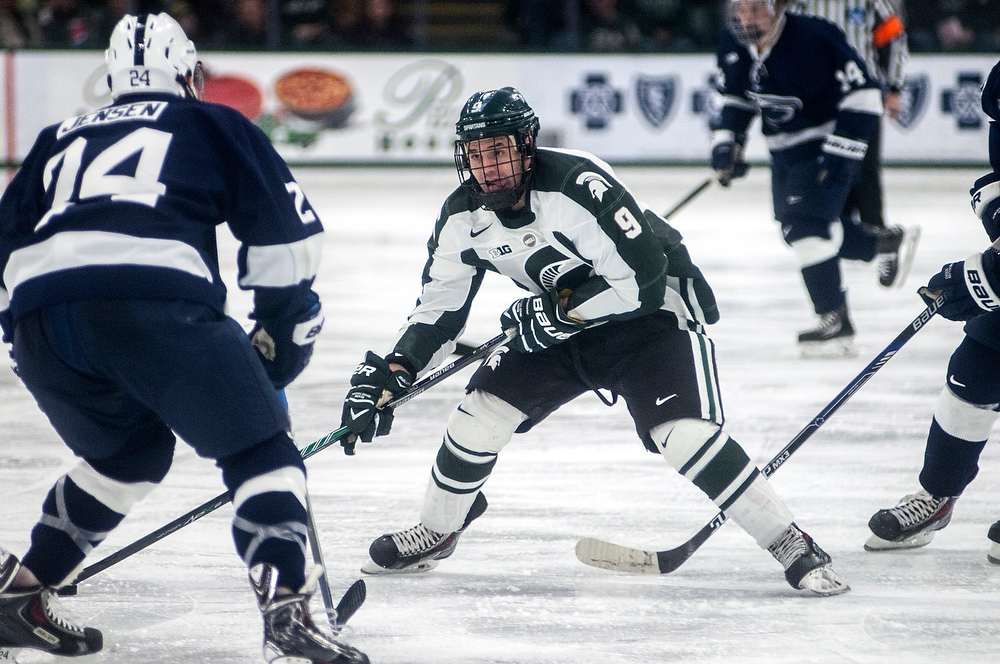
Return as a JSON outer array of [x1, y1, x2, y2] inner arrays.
[[11, 299, 308, 588]]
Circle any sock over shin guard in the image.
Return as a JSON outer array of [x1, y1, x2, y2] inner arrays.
[[420, 390, 526, 533], [650, 418, 793, 548]]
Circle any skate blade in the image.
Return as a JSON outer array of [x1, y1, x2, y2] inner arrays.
[[798, 565, 850, 597], [360, 558, 438, 575], [863, 530, 935, 551], [892, 226, 921, 290], [799, 338, 858, 359]]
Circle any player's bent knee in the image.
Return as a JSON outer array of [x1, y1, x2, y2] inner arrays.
[[936, 386, 1000, 442], [446, 390, 528, 455], [790, 232, 840, 268], [650, 418, 723, 470]]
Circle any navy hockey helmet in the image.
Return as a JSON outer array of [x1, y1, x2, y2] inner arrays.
[[727, 0, 786, 48], [106, 13, 203, 100], [454, 87, 540, 212]]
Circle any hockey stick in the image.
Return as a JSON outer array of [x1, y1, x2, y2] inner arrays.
[[64, 330, 514, 589], [576, 294, 944, 575], [663, 177, 713, 221], [305, 494, 338, 628]]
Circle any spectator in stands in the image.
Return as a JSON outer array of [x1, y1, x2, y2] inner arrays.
[[89, 0, 131, 45], [38, 0, 100, 46], [580, 0, 642, 51], [904, 0, 1000, 52], [0, 0, 42, 48], [214, 0, 269, 48], [502, 0, 575, 51], [337, 0, 411, 50], [630, 0, 721, 51], [280, 0, 336, 49]]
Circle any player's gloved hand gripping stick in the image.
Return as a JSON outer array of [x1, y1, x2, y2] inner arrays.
[[64, 330, 515, 591]]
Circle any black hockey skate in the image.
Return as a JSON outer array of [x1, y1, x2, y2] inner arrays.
[[797, 303, 856, 358], [874, 225, 920, 289], [988, 521, 1000, 565], [0, 549, 102, 657], [767, 523, 850, 596], [865, 489, 954, 551], [251, 563, 369, 664], [362, 492, 488, 575]]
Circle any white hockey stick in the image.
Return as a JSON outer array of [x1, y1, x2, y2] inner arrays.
[[576, 294, 943, 574]]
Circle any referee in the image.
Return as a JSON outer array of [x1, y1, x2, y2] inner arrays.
[[790, 0, 911, 287]]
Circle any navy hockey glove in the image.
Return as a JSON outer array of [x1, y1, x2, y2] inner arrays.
[[971, 172, 1000, 241], [250, 299, 324, 390], [500, 289, 587, 354], [340, 351, 413, 452], [710, 142, 749, 187], [919, 248, 1000, 321]]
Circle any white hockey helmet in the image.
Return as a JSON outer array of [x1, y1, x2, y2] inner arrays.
[[106, 13, 201, 100]]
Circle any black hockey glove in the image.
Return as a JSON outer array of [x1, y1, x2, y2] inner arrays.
[[919, 248, 1000, 321], [500, 289, 587, 354], [340, 351, 413, 453], [971, 172, 1000, 242], [250, 296, 324, 390], [710, 141, 749, 187]]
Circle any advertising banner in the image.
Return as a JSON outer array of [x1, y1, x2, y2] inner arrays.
[[1, 51, 995, 166]]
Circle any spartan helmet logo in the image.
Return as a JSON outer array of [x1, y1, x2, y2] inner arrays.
[[576, 171, 611, 202]]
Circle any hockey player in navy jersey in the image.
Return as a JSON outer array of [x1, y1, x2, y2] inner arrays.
[[711, 0, 910, 357], [339, 86, 849, 596], [864, 59, 1000, 562], [0, 13, 367, 664]]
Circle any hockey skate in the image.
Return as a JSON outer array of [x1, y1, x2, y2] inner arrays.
[[797, 303, 857, 359], [988, 521, 1000, 565], [767, 523, 850, 596], [875, 225, 921, 289], [865, 489, 954, 551], [362, 492, 488, 575], [0, 548, 103, 657], [251, 563, 369, 664]]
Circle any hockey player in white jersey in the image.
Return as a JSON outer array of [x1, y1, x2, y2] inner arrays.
[[0, 14, 367, 663], [339, 86, 849, 596], [865, 59, 1000, 562]]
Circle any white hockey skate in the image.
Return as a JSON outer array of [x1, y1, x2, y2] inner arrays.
[[768, 524, 850, 596], [865, 489, 954, 551], [362, 492, 487, 575]]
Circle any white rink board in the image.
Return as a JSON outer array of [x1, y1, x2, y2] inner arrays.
[[0, 52, 995, 165]]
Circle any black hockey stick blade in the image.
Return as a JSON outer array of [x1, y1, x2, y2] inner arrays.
[[333, 579, 367, 632], [662, 177, 712, 221], [577, 294, 943, 575], [71, 330, 515, 586]]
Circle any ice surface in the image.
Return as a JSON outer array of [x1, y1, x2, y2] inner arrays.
[[3, 167, 999, 664]]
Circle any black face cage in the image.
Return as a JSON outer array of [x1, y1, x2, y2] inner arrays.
[[454, 131, 536, 212]]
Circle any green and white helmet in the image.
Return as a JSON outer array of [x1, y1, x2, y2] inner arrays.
[[454, 87, 540, 211]]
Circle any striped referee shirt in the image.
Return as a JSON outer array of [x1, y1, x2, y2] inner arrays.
[[789, 0, 909, 91]]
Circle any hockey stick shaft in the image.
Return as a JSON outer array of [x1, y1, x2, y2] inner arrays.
[[70, 330, 513, 585], [577, 295, 942, 575], [663, 177, 712, 221], [305, 494, 337, 628]]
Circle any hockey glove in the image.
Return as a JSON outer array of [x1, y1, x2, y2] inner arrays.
[[250, 298, 324, 390], [971, 172, 1000, 242], [500, 289, 587, 354], [340, 351, 413, 452], [710, 142, 749, 187], [919, 248, 1000, 321]]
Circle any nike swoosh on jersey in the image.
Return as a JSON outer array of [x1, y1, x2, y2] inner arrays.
[[948, 374, 967, 388], [655, 394, 677, 406], [470, 224, 493, 238]]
